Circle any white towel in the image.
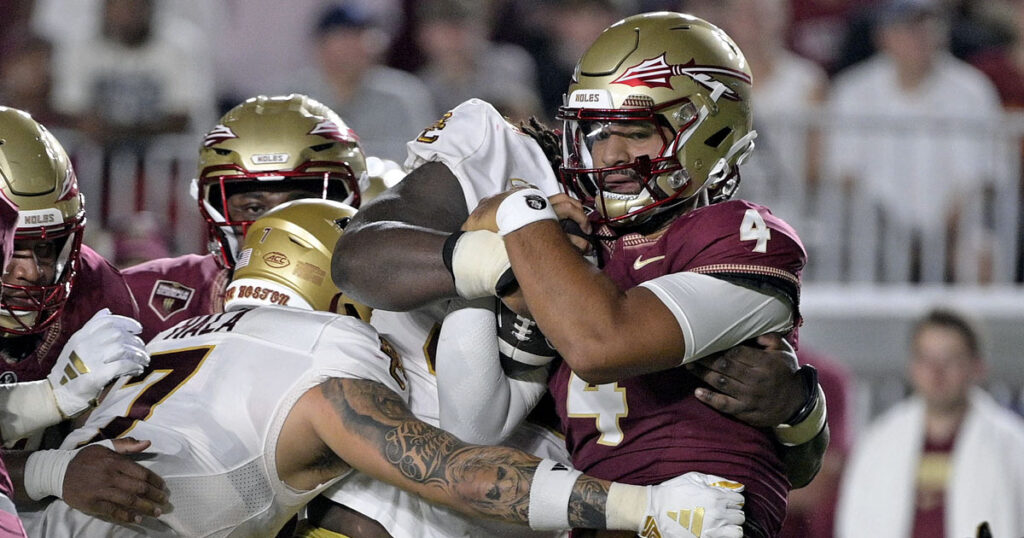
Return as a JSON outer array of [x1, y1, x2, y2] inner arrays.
[[836, 388, 1024, 538]]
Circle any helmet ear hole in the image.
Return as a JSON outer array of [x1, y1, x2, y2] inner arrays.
[[287, 235, 312, 248], [704, 127, 732, 149]]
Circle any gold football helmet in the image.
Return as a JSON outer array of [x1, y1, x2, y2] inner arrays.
[[224, 198, 371, 320], [194, 94, 368, 268], [0, 107, 86, 334], [558, 12, 756, 226]]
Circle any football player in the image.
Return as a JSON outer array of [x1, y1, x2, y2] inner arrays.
[[333, 13, 828, 538], [0, 108, 138, 386], [0, 107, 167, 526], [21, 199, 747, 538], [122, 94, 373, 343], [453, 13, 827, 538]]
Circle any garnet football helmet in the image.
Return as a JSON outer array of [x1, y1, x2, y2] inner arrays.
[[225, 198, 370, 320], [194, 94, 368, 268], [0, 107, 86, 335], [558, 12, 756, 226]]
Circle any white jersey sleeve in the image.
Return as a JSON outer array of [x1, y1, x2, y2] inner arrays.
[[404, 99, 562, 211], [311, 315, 409, 395], [639, 272, 794, 364], [435, 299, 548, 445]]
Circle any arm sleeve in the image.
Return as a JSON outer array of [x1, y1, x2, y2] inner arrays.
[[435, 299, 548, 445], [639, 271, 795, 365], [0, 380, 63, 444]]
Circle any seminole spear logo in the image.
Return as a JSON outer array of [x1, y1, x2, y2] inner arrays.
[[308, 120, 360, 144], [202, 124, 238, 147], [611, 54, 750, 100]]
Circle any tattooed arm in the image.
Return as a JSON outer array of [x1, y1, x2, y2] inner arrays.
[[278, 376, 747, 537]]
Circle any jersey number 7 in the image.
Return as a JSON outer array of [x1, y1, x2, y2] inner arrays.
[[79, 346, 213, 446]]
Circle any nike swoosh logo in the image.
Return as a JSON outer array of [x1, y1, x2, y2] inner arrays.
[[633, 255, 665, 270]]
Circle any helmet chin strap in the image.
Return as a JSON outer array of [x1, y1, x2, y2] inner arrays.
[[704, 130, 758, 202]]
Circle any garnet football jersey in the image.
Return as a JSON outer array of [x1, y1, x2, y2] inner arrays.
[[122, 253, 229, 343], [549, 200, 806, 538]]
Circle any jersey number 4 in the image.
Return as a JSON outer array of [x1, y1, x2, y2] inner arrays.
[[80, 346, 212, 446], [739, 209, 770, 253], [566, 373, 628, 446]]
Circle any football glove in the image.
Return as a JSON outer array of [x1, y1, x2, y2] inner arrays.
[[48, 308, 149, 417], [643, 472, 746, 538]]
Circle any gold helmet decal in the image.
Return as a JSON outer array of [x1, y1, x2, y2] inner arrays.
[[224, 198, 370, 320], [558, 12, 756, 226], [609, 54, 750, 98], [195, 94, 368, 268], [0, 107, 86, 335]]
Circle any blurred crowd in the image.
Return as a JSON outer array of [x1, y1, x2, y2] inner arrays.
[[4, 0, 1024, 283]]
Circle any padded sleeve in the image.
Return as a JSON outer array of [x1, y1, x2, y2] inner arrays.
[[639, 271, 794, 364]]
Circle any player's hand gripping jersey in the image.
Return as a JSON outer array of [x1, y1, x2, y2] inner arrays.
[[548, 200, 806, 537], [23, 306, 407, 538]]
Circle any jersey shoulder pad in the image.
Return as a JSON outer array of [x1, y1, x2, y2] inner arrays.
[[122, 253, 219, 280], [665, 199, 806, 274], [122, 254, 222, 299], [72, 245, 137, 318], [405, 99, 506, 167], [316, 314, 409, 397], [405, 98, 559, 206]]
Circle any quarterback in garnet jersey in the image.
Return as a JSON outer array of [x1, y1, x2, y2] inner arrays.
[[549, 200, 804, 536], [461, 13, 828, 538]]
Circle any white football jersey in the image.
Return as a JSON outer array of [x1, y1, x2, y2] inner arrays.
[[22, 307, 407, 538], [325, 305, 568, 538], [321, 99, 568, 538], [404, 98, 563, 210]]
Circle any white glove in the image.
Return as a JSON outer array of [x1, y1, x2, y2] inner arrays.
[[47, 308, 149, 417], [642, 472, 746, 538]]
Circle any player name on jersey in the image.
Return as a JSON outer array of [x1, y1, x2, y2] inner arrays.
[[162, 310, 249, 340]]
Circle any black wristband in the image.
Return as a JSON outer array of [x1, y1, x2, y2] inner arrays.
[[784, 364, 819, 426], [494, 269, 519, 297], [441, 231, 464, 279]]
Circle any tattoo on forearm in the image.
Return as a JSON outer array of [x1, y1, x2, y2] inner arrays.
[[383, 420, 459, 481], [322, 377, 610, 527], [568, 475, 609, 529]]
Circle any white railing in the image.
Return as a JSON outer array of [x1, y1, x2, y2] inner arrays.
[[741, 108, 1024, 285], [53, 129, 206, 256]]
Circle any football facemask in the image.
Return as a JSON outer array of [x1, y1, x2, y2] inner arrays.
[[0, 107, 86, 335]]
